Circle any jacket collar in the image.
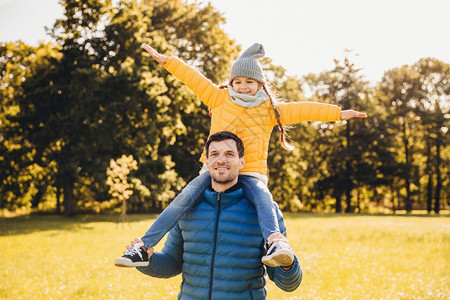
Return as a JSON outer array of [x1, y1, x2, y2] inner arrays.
[[203, 184, 245, 209]]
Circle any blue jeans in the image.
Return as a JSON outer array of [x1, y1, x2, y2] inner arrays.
[[141, 173, 279, 248], [239, 175, 280, 240]]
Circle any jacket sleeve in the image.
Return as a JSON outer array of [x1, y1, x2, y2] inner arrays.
[[136, 224, 184, 278], [273, 101, 341, 125], [267, 256, 302, 292], [266, 203, 303, 292], [163, 57, 226, 109]]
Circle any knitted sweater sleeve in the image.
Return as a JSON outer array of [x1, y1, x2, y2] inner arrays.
[[136, 224, 184, 278], [273, 101, 341, 125], [164, 57, 226, 109]]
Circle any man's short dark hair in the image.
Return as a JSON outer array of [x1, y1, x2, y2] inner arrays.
[[205, 131, 244, 158]]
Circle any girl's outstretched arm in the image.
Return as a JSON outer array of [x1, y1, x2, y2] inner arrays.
[[340, 110, 367, 120], [142, 43, 226, 109], [142, 43, 168, 64]]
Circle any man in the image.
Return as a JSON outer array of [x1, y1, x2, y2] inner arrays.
[[120, 131, 302, 299]]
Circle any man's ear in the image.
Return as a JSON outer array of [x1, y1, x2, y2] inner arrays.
[[239, 157, 245, 170]]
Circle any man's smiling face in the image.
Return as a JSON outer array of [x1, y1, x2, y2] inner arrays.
[[206, 139, 245, 189]]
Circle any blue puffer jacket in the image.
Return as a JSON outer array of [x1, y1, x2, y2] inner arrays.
[[137, 187, 302, 299]]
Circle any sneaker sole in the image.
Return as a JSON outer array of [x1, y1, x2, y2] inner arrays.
[[114, 257, 149, 268], [261, 249, 294, 267]]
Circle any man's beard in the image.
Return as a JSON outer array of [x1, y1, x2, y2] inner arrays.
[[211, 174, 235, 184]]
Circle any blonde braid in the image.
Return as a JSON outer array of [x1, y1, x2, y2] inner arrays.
[[263, 85, 294, 150]]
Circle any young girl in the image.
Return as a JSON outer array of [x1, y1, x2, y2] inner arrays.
[[115, 43, 367, 268]]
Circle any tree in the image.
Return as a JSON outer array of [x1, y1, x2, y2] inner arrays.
[[304, 54, 379, 213], [106, 154, 138, 222], [379, 58, 449, 213], [379, 66, 419, 213], [2, 0, 238, 214], [409, 58, 449, 214], [0, 41, 62, 211]]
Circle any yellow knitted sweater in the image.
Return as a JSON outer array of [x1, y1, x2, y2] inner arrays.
[[164, 57, 341, 176]]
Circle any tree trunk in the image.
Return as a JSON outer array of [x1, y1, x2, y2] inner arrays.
[[335, 194, 342, 213], [425, 137, 433, 214], [31, 189, 43, 209], [118, 198, 129, 223], [63, 178, 75, 216], [427, 174, 434, 213], [357, 191, 361, 214], [374, 187, 380, 207], [345, 188, 353, 213], [56, 186, 62, 214], [344, 121, 353, 213], [434, 140, 442, 214], [402, 121, 412, 213], [392, 188, 397, 214]]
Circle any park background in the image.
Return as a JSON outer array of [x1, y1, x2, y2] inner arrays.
[[0, 0, 449, 299]]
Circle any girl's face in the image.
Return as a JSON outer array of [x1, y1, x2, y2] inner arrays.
[[231, 77, 263, 96]]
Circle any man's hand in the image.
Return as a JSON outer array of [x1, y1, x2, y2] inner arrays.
[[127, 237, 154, 257], [267, 233, 291, 248], [340, 109, 367, 120], [267, 233, 294, 271], [142, 43, 168, 64]]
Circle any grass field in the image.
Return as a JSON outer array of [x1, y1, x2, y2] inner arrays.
[[0, 213, 448, 299]]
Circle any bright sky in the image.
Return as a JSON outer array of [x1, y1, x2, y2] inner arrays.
[[1, 0, 449, 83]]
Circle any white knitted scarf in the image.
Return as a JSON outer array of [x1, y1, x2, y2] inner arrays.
[[227, 85, 269, 108]]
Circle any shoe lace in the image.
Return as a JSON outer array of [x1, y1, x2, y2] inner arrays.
[[267, 241, 292, 254], [125, 246, 143, 259]]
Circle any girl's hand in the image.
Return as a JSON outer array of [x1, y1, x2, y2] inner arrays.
[[267, 233, 292, 248], [340, 110, 367, 120], [142, 43, 168, 64]]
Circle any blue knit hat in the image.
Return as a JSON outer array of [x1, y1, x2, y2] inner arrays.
[[229, 43, 266, 84]]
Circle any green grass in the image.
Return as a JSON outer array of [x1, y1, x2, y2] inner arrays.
[[1, 214, 448, 299]]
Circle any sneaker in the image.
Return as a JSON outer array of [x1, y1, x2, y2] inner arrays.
[[261, 241, 294, 267], [114, 242, 149, 267]]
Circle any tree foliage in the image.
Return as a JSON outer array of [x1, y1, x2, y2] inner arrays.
[[106, 154, 138, 221], [0, 1, 448, 215], [379, 58, 449, 213], [1, 0, 237, 215]]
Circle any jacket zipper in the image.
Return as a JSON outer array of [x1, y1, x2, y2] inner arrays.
[[208, 192, 221, 300]]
